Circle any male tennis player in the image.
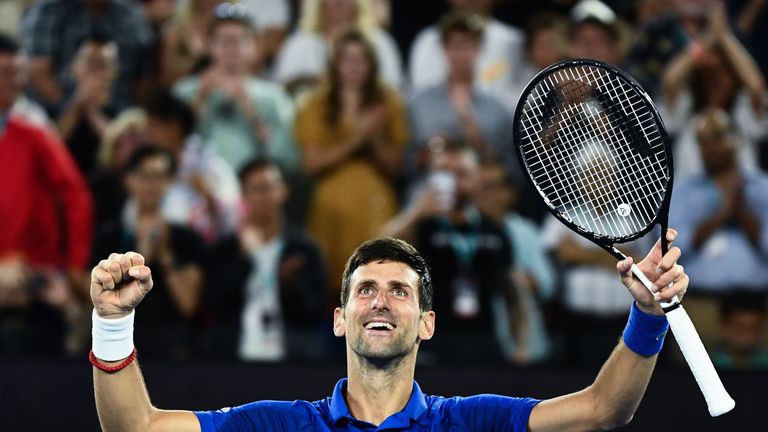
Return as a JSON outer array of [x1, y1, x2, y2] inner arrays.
[[90, 232, 686, 431]]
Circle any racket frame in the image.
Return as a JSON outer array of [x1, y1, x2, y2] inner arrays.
[[513, 59, 675, 262], [513, 59, 735, 417]]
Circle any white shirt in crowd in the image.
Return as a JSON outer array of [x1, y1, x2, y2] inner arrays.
[[408, 19, 527, 111], [239, 236, 286, 361], [273, 29, 403, 89], [541, 215, 650, 317], [660, 89, 768, 179], [241, 0, 291, 30]]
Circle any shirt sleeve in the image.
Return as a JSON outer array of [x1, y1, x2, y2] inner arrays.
[[446, 394, 541, 431], [194, 400, 312, 432]]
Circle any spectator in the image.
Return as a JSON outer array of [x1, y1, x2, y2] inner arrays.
[[240, 0, 293, 75], [730, 0, 768, 78], [408, 0, 525, 111], [20, 0, 153, 112], [296, 28, 408, 295], [173, 6, 299, 173], [475, 163, 555, 364], [713, 291, 768, 370], [669, 109, 768, 293], [568, 0, 626, 66], [509, 12, 568, 104], [662, 2, 767, 179], [90, 108, 148, 230], [626, 0, 719, 97], [56, 34, 119, 175], [406, 13, 517, 184], [203, 159, 329, 361], [143, 91, 240, 243], [273, 0, 403, 93], [161, 0, 221, 86], [139, 0, 177, 84], [381, 143, 513, 364], [91, 146, 205, 358], [0, 35, 94, 355]]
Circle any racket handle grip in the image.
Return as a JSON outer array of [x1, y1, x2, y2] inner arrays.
[[629, 264, 735, 416], [665, 306, 735, 416]]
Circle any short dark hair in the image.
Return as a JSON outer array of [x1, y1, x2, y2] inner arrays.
[[125, 145, 177, 176], [720, 291, 768, 321], [440, 12, 485, 46], [144, 91, 197, 137], [0, 33, 19, 55], [340, 238, 433, 311], [237, 157, 285, 186]]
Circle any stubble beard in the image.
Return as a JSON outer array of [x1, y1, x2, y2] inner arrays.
[[350, 330, 419, 369]]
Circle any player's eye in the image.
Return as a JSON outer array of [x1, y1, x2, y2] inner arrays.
[[358, 286, 374, 296], [392, 288, 407, 297]]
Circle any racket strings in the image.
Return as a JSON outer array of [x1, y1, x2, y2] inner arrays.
[[518, 64, 669, 239]]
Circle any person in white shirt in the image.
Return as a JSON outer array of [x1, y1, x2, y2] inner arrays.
[[408, 0, 525, 111], [542, 215, 651, 366]]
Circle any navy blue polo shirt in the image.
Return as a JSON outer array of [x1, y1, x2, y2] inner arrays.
[[194, 378, 540, 431]]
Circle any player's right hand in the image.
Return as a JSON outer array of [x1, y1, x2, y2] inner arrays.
[[91, 252, 153, 319]]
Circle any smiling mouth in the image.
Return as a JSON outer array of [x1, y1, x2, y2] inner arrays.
[[364, 321, 396, 331]]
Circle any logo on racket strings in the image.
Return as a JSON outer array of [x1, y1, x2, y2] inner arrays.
[[617, 203, 632, 217]]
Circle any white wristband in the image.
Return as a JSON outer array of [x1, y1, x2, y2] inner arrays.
[[92, 309, 135, 361]]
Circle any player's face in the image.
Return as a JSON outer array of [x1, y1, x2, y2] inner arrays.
[[334, 261, 435, 363]]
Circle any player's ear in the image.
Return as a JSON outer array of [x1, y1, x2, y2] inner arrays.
[[333, 307, 346, 337], [419, 310, 435, 340]]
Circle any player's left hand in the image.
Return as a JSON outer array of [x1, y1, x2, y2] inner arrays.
[[617, 228, 688, 316]]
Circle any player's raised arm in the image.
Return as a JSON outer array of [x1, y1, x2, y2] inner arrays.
[[91, 252, 200, 432], [528, 230, 687, 432]]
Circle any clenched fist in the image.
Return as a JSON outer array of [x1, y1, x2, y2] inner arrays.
[[91, 252, 153, 319]]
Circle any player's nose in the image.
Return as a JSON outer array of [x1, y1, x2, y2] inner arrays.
[[370, 288, 390, 310]]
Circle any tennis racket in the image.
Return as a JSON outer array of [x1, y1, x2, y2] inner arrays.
[[512, 59, 735, 417]]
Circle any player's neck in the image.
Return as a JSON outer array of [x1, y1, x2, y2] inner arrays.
[[345, 360, 415, 426]]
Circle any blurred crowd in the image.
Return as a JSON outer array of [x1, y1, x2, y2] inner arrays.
[[1, 0, 767, 370]]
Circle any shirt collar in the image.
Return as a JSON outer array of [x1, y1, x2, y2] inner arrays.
[[329, 378, 429, 427]]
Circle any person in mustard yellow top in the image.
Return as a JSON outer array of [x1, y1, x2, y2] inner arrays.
[[295, 28, 408, 298]]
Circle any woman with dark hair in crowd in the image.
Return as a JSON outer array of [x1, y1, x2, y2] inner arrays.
[[273, 0, 402, 93], [295, 28, 408, 299]]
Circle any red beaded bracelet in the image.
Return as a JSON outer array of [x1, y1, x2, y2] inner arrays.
[[89, 348, 137, 373]]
